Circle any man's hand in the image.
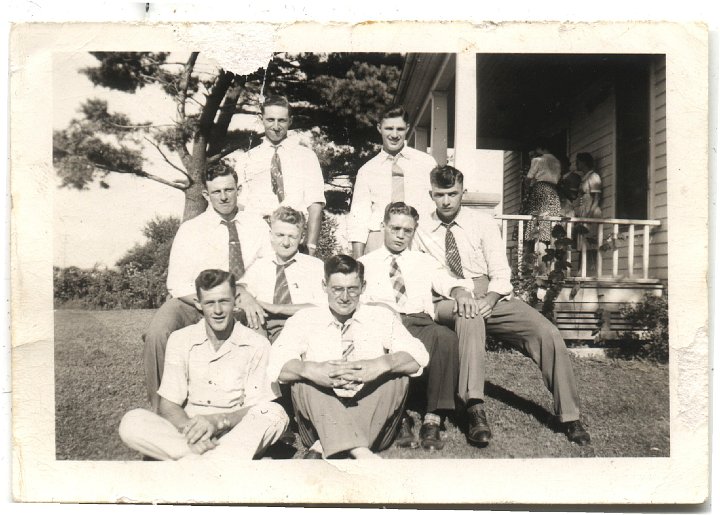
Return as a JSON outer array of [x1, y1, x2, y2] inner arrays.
[[181, 415, 219, 445], [188, 437, 219, 455], [236, 292, 266, 329], [328, 357, 390, 386], [452, 289, 481, 319], [476, 292, 502, 319], [302, 361, 351, 389]]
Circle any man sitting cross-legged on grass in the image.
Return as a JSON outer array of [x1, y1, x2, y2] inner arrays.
[[236, 206, 326, 343], [413, 164, 591, 446], [266, 255, 429, 459], [119, 269, 288, 461]]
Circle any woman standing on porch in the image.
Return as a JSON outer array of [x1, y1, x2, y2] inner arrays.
[[522, 141, 562, 255]]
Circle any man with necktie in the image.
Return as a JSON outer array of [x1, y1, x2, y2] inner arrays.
[[235, 95, 326, 256], [358, 202, 474, 451], [236, 206, 327, 343], [349, 106, 438, 258], [142, 161, 270, 412], [413, 165, 591, 446]]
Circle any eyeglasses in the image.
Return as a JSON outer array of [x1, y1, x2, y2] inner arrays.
[[330, 287, 362, 297]]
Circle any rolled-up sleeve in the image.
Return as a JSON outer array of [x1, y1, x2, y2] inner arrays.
[[480, 220, 513, 296], [157, 333, 189, 405], [244, 341, 280, 406], [266, 314, 309, 383], [384, 311, 429, 378]]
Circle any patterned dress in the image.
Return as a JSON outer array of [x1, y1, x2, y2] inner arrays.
[[523, 154, 562, 242]]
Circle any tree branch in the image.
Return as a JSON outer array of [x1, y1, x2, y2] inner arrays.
[[177, 52, 199, 162], [94, 164, 189, 190], [208, 76, 245, 156], [143, 137, 191, 178]]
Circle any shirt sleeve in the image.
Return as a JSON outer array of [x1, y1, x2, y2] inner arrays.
[[479, 216, 513, 296], [348, 164, 373, 244], [240, 216, 272, 272], [166, 222, 198, 299], [426, 253, 466, 298], [238, 260, 262, 298], [157, 332, 189, 405], [302, 149, 327, 208], [383, 309, 430, 378], [588, 172, 602, 193], [526, 156, 541, 180], [266, 312, 310, 383], [243, 339, 280, 406]]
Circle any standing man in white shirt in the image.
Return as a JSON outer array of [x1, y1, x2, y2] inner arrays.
[[359, 202, 476, 451], [349, 106, 438, 257], [143, 161, 270, 412], [121, 269, 288, 461], [237, 206, 326, 343], [235, 95, 326, 256], [267, 255, 429, 459], [414, 165, 591, 446]]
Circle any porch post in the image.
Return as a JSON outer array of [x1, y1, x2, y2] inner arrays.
[[453, 52, 477, 176], [414, 126, 429, 153], [430, 91, 448, 165]]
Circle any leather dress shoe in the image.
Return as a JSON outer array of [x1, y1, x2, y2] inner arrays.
[[279, 427, 296, 446], [563, 420, 591, 446], [302, 449, 323, 459], [395, 415, 419, 449], [466, 403, 492, 446], [419, 422, 445, 451]]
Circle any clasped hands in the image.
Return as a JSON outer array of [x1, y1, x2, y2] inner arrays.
[[178, 414, 223, 455], [452, 289, 497, 319], [305, 359, 389, 391]]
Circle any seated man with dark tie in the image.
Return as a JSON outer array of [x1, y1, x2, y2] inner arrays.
[[414, 164, 591, 446], [267, 255, 429, 459], [358, 202, 477, 451], [236, 206, 326, 343], [142, 161, 270, 412]]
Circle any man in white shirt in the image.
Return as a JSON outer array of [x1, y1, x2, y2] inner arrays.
[[267, 255, 429, 459], [359, 202, 478, 451], [120, 269, 288, 461], [143, 162, 270, 412], [237, 206, 326, 343], [414, 165, 591, 446], [349, 106, 438, 257], [234, 95, 326, 255]]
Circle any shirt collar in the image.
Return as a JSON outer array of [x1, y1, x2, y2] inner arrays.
[[322, 305, 368, 329], [205, 206, 239, 226], [429, 208, 467, 232], [273, 253, 298, 266], [380, 147, 407, 162], [378, 246, 408, 261], [261, 137, 287, 149], [188, 319, 252, 350]]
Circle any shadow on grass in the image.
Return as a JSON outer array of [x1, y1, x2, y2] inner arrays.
[[485, 382, 555, 428]]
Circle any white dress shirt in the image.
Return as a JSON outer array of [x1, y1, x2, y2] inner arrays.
[[349, 145, 438, 243], [159, 320, 279, 417], [266, 304, 429, 383], [413, 208, 514, 296], [234, 137, 326, 216], [239, 252, 327, 306], [358, 247, 466, 316], [166, 207, 271, 298]]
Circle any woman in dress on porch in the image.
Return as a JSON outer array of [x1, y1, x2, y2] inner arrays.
[[522, 141, 562, 256], [573, 152, 603, 275]]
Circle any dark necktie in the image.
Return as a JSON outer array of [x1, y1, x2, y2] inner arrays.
[[389, 256, 408, 306], [390, 154, 405, 202], [442, 222, 465, 278], [270, 146, 285, 203], [273, 259, 295, 304], [220, 220, 245, 280]]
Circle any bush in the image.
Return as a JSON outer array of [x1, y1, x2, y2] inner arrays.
[[611, 293, 669, 363], [316, 213, 341, 262]]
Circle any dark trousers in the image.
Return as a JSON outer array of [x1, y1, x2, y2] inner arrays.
[[400, 313, 459, 414]]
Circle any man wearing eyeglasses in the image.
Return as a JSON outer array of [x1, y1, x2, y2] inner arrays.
[[267, 255, 429, 459]]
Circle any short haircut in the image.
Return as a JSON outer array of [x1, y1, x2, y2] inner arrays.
[[383, 201, 419, 224], [270, 205, 306, 231], [204, 160, 238, 186], [324, 254, 364, 282], [261, 95, 291, 115], [378, 105, 409, 124], [430, 165, 464, 189], [576, 152, 595, 169], [195, 269, 236, 299]]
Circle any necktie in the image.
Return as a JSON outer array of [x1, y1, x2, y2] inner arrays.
[[442, 222, 465, 278], [270, 146, 285, 203], [220, 220, 245, 280], [389, 256, 408, 306], [273, 260, 294, 305], [390, 155, 405, 202]]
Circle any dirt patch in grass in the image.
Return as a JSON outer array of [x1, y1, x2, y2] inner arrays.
[[54, 309, 669, 460]]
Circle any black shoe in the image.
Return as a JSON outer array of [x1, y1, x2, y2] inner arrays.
[[466, 403, 492, 446], [395, 415, 419, 449], [563, 420, 591, 446], [302, 449, 323, 459], [279, 427, 296, 446], [419, 422, 445, 451]]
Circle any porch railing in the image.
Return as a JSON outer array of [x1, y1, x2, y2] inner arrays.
[[495, 215, 662, 281]]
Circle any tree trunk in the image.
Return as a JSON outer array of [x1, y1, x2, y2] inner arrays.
[[182, 180, 207, 221]]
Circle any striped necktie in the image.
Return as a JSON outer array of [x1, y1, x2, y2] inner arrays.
[[220, 219, 245, 280], [442, 222, 465, 278], [270, 146, 285, 202], [390, 154, 405, 202], [273, 259, 295, 305], [389, 256, 408, 306]]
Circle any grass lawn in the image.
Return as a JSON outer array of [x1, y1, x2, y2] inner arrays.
[[54, 309, 669, 460]]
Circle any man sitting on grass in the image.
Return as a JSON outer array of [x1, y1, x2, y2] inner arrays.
[[119, 269, 288, 461], [267, 255, 429, 459]]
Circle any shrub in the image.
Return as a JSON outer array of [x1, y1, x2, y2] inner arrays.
[[611, 293, 669, 363], [316, 213, 341, 262]]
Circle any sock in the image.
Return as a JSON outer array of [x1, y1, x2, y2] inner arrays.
[[467, 399, 484, 409], [423, 413, 441, 426]]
